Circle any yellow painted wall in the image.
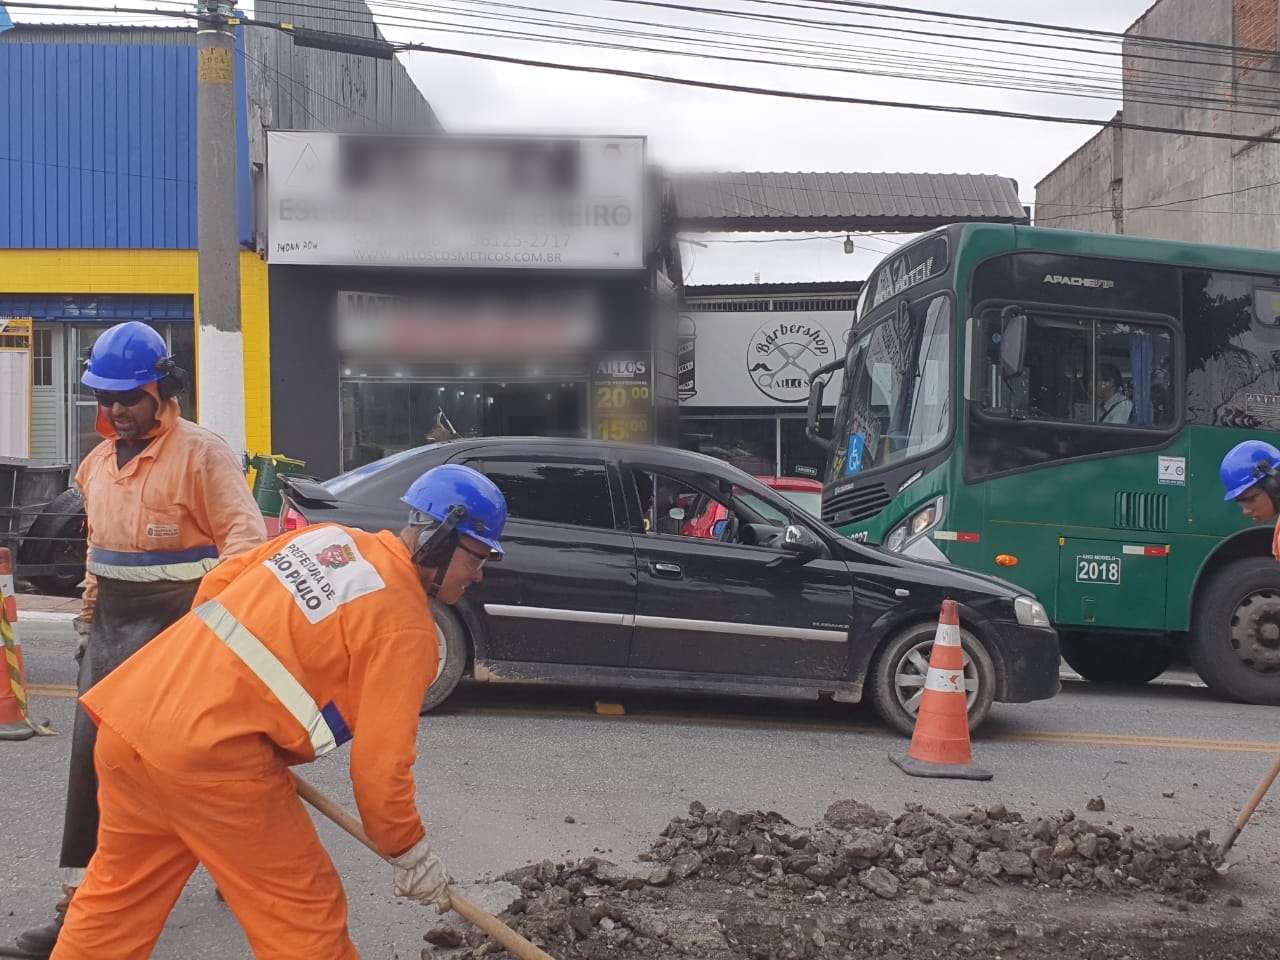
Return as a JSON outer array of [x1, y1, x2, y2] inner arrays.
[[0, 250, 272, 455]]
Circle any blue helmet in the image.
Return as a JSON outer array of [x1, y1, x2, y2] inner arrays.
[[82, 321, 171, 391], [402, 464, 507, 555], [1221, 439, 1280, 501]]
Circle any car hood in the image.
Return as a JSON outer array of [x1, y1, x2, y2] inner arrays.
[[829, 537, 1030, 602]]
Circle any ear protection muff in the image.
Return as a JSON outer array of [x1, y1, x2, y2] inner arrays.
[[411, 504, 470, 595], [1256, 459, 1280, 499], [155, 357, 188, 401]]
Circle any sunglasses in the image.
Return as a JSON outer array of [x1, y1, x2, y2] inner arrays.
[[94, 387, 151, 408]]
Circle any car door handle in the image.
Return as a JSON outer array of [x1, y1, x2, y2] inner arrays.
[[650, 561, 683, 578]]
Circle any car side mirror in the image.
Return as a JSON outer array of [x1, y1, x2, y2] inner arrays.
[[668, 507, 686, 521], [781, 524, 823, 558]]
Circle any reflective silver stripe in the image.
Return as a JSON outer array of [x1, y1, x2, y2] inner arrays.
[[634, 615, 847, 644], [483, 604, 846, 644], [194, 600, 337, 757], [87, 557, 219, 582], [484, 604, 632, 627]]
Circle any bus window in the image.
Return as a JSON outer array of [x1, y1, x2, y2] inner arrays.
[[976, 310, 1174, 430]]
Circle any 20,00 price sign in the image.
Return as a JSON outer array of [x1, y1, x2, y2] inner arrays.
[[591, 353, 654, 443]]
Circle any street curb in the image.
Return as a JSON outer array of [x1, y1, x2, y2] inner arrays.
[[18, 611, 77, 623]]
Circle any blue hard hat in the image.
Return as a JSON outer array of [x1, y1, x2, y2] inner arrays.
[[1221, 439, 1280, 501], [402, 464, 507, 555], [81, 321, 171, 391]]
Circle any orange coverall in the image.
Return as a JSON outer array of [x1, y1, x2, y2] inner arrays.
[[51, 524, 439, 960]]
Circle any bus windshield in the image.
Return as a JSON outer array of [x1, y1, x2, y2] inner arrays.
[[826, 294, 952, 484]]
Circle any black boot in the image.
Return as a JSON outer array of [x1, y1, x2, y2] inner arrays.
[[13, 885, 74, 958]]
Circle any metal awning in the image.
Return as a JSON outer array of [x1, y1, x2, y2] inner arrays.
[[672, 171, 1028, 233]]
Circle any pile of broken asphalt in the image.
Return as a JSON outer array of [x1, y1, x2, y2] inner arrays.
[[424, 798, 1280, 960]]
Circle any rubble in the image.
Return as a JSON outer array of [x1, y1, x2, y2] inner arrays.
[[437, 799, 1256, 960]]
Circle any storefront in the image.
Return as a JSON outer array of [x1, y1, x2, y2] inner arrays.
[[678, 282, 860, 478], [264, 131, 678, 478]]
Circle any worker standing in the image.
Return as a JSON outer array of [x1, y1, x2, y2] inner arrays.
[[16, 322, 268, 958], [48, 464, 506, 960], [1221, 439, 1280, 554]]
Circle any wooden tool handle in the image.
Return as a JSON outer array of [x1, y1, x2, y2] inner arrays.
[[291, 773, 557, 960], [1234, 752, 1280, 830]]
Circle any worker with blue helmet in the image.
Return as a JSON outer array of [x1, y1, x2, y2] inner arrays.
[[1221, 440, 1280, 558]]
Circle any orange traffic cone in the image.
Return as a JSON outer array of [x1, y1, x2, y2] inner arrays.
[[0, 548, 40, 741], [889, 599, 992, 781]]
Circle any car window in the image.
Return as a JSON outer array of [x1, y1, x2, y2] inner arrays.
[[474, 459, 616, 529], [776, 490, 822, 517], [631, 468, 795, 547], [735, 491, 789, 526]]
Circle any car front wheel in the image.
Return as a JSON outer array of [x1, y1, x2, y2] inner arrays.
[[421, 604, 469, 714], [870, 620, 997, 737]]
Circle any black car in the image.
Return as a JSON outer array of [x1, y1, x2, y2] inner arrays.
[[279, 438, 1060, 735]]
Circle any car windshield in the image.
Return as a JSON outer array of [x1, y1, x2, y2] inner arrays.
[[776, 490, 822, 517], [826, 294, 952, 483], [324, 443, 436, 496]]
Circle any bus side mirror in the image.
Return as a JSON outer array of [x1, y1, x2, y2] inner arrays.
[[999, 309, 1027, 378], [805, 357, 844, 451]]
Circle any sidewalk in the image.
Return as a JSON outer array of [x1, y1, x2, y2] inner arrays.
[[15, 593, 79, 619]]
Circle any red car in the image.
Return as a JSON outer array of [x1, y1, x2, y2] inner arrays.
[[678, 475, 823, 539]]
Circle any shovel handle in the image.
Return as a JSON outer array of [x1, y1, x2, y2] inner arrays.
[[291, 772, 557, 960], [1221, 751, 1280, 857]]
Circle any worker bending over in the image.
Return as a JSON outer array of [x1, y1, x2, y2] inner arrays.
[[49, 464, 507, 960], [18, 321, 266, 957], [1222, 439, 1280, 555]]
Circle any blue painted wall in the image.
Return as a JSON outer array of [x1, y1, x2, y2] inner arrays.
[[0, 33, 252, 249]]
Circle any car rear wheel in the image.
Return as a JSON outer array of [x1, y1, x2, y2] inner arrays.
[[1059, 632, 1172, 685], [421, 604, 469, 714], [870, 620, 996, 737]]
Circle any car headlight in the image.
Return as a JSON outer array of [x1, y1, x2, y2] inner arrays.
[[884, 497, 945, 553], [1014, 596, 1051, 628]]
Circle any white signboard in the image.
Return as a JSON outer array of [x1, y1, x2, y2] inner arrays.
[[678, 311, 848, 407], [266, 132, 646, 269]]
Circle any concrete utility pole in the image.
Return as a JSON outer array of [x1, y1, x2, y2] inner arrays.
[[195, 1, 246, 455]]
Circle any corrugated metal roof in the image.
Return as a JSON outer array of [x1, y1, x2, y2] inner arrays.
[[673, 172, 1028, 232]]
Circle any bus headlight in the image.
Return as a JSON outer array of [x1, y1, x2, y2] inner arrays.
[[1014, 596, 1051, 628], [884, 497, 945, 553]]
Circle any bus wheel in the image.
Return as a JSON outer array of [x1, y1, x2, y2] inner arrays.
[[421, 604, 469, 714], [1059, 632, 1172, 685], [1192, 557, 1280, 706], [870, 621, 996, 738]]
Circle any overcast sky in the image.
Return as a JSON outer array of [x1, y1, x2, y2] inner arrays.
[[25, 0, 1159, 284], [391, 0, 1159, 285]]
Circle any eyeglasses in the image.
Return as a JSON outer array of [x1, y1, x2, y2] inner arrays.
[[94, 387, 150, 408], [456, 542, 493, 569]]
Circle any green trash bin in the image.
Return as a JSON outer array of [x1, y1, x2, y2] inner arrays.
[[248, 454, 307, 518]]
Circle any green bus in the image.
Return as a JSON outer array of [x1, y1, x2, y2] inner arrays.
[[805, 223, 1280, 705]]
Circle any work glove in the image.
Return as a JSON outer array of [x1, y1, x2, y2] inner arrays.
[[72, 616, 92, 661], [390, 837, 452, 914]]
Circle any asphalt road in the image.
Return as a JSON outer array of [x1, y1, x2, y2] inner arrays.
[[4, 618, 1280, 958]]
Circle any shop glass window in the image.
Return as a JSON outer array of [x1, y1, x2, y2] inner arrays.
[[779, 416, 832, 481], [341, 381, 486, 470], [679, 417, 776, 475], [481, 460, 615, 529], [31, 328, 53, 387], [975, 310, 1174, 429]]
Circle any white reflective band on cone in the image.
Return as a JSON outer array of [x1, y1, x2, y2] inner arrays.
[[924, 669, 965, 694], [933, 622, 962, 648], [194, 600, 338, 757]]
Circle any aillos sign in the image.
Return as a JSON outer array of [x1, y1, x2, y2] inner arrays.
[[679, 311, 847, 408]]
